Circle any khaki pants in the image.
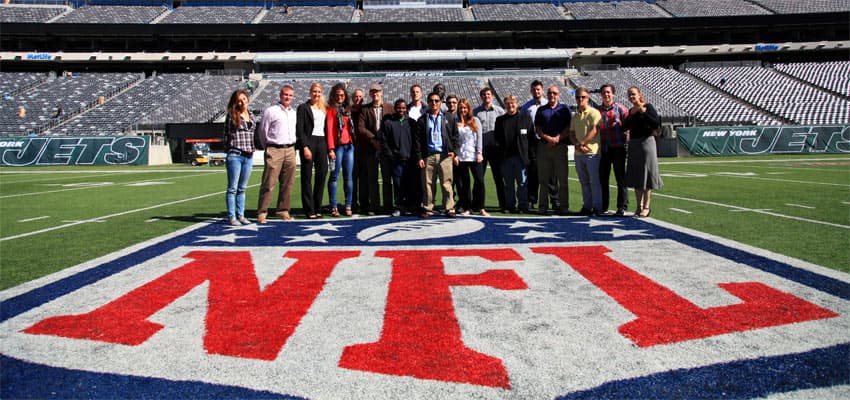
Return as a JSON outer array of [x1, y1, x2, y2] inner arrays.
[[258, 146, 297, 214], [421, 153, 455, 212]]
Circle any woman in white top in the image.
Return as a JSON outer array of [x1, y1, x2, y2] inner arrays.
[[454, 98, 488, 216], [295, 82, 328, 219]]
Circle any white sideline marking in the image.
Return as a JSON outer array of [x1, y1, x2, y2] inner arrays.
[[0, 183, 258, 242], [766, 172, 788, 175], [669, 208, 692, 214], [0, 172, 219, 199], [786, 203, 816, 209], [661, 169, 849, 188], [17, 216, 50, 223], [658, 156, 850, 165]]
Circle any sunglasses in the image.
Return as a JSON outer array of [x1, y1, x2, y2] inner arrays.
[[576, 95, 588, 99], [428, 98, 441, 103]]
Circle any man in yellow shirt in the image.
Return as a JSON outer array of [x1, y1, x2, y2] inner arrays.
[[570, 87, 603, 216]]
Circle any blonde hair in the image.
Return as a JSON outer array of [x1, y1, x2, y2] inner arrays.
[[309, 82, 326, 112], [458, 98, 479, 133]]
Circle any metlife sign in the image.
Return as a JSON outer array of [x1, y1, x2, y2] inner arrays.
[[677, 125, 850, 155], [0, 136, 149, 166]]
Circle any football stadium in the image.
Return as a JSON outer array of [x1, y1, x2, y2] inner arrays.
[[1, 0, 849, 398]]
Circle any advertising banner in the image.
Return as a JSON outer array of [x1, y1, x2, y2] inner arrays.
[[677, 125, 850, 155], [0, 136, 149, 166]]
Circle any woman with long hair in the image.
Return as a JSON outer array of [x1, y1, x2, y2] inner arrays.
[[454, 98, 488, 216], [623, 86, 663, 217], [326, 83, 356, 217], [296, 82, 328, 219], [223, 89, 255, 225]]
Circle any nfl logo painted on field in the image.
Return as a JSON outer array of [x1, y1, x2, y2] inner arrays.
[[1, 216, 848, 399]]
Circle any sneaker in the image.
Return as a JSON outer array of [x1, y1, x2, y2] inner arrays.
[[238, 217, 252, 225], [229, 218, 241, 226], [460, 210, 471, 216], [391, 209, 401, 217]]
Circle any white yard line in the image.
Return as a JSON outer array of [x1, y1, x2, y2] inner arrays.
[[660, 169, 849, 188], [0, 183, 258, 242], [786, 203, 816, 209], [653, 192, 849, 229], [17, 216, 50, 223], [669, 208, 692, 214], [658, 156, 850, 165], [0, 171, 221, 199]]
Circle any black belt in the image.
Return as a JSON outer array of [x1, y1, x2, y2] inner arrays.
[[268, 143, 294, 148]]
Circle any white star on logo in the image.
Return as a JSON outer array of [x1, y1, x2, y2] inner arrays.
[[595, 228, 652, 238], [223, 223, 269, 232], [497, 221, 548, 229], [283, 233, 341, 243], [302, 223, 350, 232], [572, 219, 624, 228], [508, 230, 564, 240], [195, 233, 254, 243]]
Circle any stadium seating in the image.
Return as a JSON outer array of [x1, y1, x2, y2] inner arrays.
[[749, 0, 850, 14], [54, 5, 167, 24], [488, 76, 575, 108], [622, 67, 780, 126], [686, 65, 850, 125], [139, 75, 245, 125], [564, 1, 669, 20], [1, 72, 143, 136], [348, 76, 486, 108], [359, 7, 465, 22], [0, 72, 50, 97], [259, 6, 355, 23], [158, 6, 262, 24], [568, 69, 689, 123], [654, 0, 771, 17], [774, 61, 850, 98], [471, 3, 565, 21], [0, 5, 67, 22], [46, 74, 200, 136]]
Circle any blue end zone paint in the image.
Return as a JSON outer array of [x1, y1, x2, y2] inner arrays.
[[0, 355, 304, 400], [557, 343, 850, 399], [2, 216, 848, 398]]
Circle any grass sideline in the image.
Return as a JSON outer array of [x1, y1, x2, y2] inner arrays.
[[1, 154, 848, 289]]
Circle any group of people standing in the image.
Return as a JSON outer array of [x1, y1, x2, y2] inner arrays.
[[221, 79, 663, 224]]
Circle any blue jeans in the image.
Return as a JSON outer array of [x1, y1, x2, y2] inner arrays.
[[328, 143, 355, 208], [501, 155, 528, 210], [576, 154, 602, 211], [225, 151, 253, 219]]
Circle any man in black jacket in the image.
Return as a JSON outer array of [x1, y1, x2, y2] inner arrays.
[[379, 99, 419, 216], [414, 92, 458, 217], [495, 95, 533, 213]]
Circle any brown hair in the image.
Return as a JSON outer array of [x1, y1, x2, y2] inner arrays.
[[457, 98, 479, 133], [227, 89, 251, 129]]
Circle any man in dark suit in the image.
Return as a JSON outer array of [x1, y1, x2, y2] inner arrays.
[[356, 83, 394, 215], [414, 92, 459, 217]]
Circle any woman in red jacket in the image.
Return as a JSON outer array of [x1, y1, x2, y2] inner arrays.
[[326, 83, 356, 217]]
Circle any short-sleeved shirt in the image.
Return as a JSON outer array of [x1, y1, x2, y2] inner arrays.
[[535, 103, 571, 137], [571, 107, 602, 155]]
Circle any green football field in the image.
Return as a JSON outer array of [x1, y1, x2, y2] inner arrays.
[[1, 154, 848, 290]]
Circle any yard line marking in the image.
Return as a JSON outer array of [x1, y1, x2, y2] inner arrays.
[[660, 169, 849, 188], [658, 156, 850, 165], [17, 216, 50, 223], [145, 218, 159, 223], [843, 201, 850, 205], [730, 208, 773, 212], [786, 203, 816, 209], [654, 192, 850, 229], [0, 183, 260, 242], [0, 172, 221, 199], [669, 208, 692, 214]]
